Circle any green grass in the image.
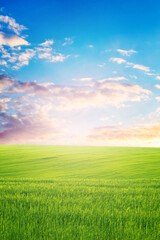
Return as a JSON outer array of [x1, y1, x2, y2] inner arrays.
[[0, 145, 160, 239], [0, 145, 160, 179]]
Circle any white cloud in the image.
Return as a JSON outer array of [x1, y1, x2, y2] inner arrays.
[[37, 40, 69, 63], [39, 40, 54, 47], [145, 72, 156, 76], [0, 33, 69, 69], [110, 58, 126, 64], [110, 57, 150, 72], [131, 63, 150, 72], [0, 13, 70, 70], [156, 76, 160, 80], [38, 52, 51, 59], [0, 32, 29, 47], [0, 15, 27, 35], [0, 59, 7, 66], [88, 45, 94, 48], [36, 47, 52, 53], [155, 84, 160, 89], [50, 54, 69, 63], [10, 49, 35, 70], [16, 49, 35, 68], [117, 49, 137, 56]]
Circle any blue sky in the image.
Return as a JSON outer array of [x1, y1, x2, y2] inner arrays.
[[0, 0, 160, 146]]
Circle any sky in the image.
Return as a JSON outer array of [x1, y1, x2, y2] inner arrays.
[[0, 0, 160, 146]]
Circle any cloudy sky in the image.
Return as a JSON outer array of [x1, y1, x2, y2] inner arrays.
[[0, 0, 160, 146]]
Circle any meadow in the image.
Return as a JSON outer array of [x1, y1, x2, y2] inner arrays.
[[0, 145, 160, 239]]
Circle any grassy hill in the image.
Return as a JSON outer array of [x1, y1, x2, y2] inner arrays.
[[0, 145, 160, 179], [0, 146, 160, 240]]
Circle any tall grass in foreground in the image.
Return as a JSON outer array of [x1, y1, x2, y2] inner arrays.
[[1, 179, 160, 240]]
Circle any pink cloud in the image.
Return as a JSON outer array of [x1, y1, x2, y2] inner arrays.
[[88, 124, 160, 142], [0, 74, 15, 92], [0, 73, 153, 144], [7, 77, 152, 110], [0, 112, 62, 144], [9, 81, 49, 95]]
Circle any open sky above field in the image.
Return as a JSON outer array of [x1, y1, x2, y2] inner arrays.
[[0, 0, 160, 146]]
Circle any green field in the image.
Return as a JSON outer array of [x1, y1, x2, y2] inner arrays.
[[0, 146, 160, 239]]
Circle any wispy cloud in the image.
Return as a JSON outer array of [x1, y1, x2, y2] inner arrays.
[[62, 37, 73, 46], [0, 15, 27, 35], [145, 72, 156, 76], [98, 77, 127, 82], [110, 57, 126, 64], [129, 75, 137, 79], [97, 63, 106, 68], [110, 57, 150, 72], [39, 40, 54, 47], [117, 49, 137, 56], [38, 52, 51, 59], [50, 54, 70, 62], [131, 63, 150, 72]]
